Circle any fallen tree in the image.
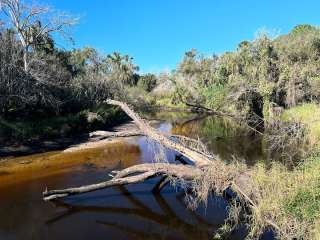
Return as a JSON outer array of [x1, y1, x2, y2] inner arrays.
[[184, 101, 264, 135], [44, 163, 201, 201], [42, 99, 248, 200], [43, 99, 217, 200], [184, 101, 237, 118]]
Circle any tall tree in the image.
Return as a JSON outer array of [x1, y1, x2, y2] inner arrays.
[[0, 0, 77, 71], [107, 52, 139, 86]]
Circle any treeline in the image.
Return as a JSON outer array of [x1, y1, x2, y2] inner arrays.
[[0, 29, 158, 117], [167, 24, 320, 117], [1, 0, 320, 122], [0, 0, 159, 119]]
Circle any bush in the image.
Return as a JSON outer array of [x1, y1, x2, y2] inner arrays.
[[138, 73, 157, 92], [202, 84, 229, 109]]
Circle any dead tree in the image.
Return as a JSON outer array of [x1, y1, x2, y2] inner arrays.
[[42, 99, 232, 201], [0, 0, 77, 71], [42, 100, 246, 199], [42, 100, 247, 200]]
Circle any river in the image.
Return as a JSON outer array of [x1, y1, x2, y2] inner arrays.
[[0, 112, 273, 240]]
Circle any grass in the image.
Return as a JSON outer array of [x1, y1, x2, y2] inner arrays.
[[282, 103, 320, 145], [238, 104, 320, 239], [211, 103, 320, 239], [244, 152, 320, 239]]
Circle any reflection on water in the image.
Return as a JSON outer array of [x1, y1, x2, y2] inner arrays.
[[0, 112, 271, 240], [171, 116, 265, 166]]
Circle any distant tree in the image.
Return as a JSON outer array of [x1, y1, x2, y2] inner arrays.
[[69, 47, 101, 76], [291, 24, 317, 35], [107, 52, 139, 86], [178, 48, 199, 77], [138, 74, 157, 92]]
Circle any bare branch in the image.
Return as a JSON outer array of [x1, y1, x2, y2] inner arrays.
[[0, 0, 78, 71]]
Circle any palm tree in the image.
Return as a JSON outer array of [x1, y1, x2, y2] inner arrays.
[[107, 52, 139, 86]]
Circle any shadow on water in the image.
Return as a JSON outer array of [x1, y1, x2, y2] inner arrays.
[[0, 112, 276, 240]]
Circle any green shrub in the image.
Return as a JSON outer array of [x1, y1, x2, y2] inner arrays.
[[202, 84, 228, 109], [285, 188, 320, 221], [138, 73, 158, 92]]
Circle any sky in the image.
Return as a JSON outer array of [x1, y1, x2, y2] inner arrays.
[[46, 0, 320, 73]]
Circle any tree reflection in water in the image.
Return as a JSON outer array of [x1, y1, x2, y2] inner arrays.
[[45, 182, 231, 240]]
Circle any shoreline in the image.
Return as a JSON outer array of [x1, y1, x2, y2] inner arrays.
[[0, 120, 161, 188], [0, 120, 142, 158]]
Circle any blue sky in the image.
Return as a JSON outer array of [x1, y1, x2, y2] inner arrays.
[[46, 0, 320, 73]]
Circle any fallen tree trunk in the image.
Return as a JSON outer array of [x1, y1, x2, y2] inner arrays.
[[43, 163, 201, 201], [105, 100, 215, 168], [44, 171, 157, 201], [43, 99, 218, 201], [184, 102, 236, 118], [89, 130, 142, 140], [185, 101, 264, 135]]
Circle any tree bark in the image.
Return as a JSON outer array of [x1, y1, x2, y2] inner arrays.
[[23, 47, 28, 72]]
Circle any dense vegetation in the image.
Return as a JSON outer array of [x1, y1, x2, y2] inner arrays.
[[1, 0, 320, 239], [0, 0, 159, 144], [2, 0, 319, 130], [157, 25, 320, 118]]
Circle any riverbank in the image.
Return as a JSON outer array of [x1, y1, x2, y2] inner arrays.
[[0, 118, 165, 188], [1, 102, 319, 239], [220, 103, 320, 239], [0, 105, 130, 157]]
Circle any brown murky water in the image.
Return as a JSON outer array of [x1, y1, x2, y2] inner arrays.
[[0, 113, 269, 240]]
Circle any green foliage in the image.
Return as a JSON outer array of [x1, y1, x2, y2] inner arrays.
[[202, 84, 228, 109], [0, 113, 88, 142], [0, 105, 128, 143], [138, 73, 157, 92], [107, 52, 139, 86], [164, 24, 320, 111], [291, 24, 318, 35], [87, 105, 129, 129], [281, 103, 320, 145], [285, 188, 320, 221]]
